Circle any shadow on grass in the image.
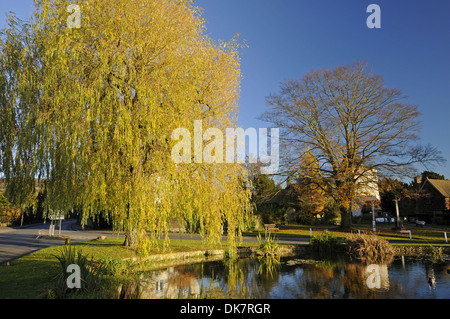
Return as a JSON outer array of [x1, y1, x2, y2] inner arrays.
[[0, 251, 60, 298]]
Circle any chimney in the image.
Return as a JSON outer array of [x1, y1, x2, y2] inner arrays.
[[414, 176, 422, 185]]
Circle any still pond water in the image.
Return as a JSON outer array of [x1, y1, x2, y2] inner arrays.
[[122, 256, 450, 299]]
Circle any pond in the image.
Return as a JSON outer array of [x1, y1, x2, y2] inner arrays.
[[119, 255, 450, 299]]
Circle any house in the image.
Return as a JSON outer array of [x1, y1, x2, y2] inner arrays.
[[351, 168, 381, 217], [263, 168, 382, 222], [415, 177, 450, 223]]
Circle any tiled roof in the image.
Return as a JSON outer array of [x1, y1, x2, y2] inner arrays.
[[425, 179, 450, 198]]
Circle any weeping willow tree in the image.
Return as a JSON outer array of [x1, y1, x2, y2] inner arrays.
[[0, 0, 252, 252]]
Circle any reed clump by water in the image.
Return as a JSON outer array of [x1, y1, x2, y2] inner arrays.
[[256, 233, 279, 256], [345, 233, 395, 264], [310, 230, 340, 255]]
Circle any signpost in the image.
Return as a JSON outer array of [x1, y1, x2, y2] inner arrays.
[[367, 196, 377, 235], [49, 211, 65, 236], [393, 197, 402, 229]]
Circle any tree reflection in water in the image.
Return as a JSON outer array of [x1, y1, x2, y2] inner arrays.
[[118, 255, 450, 299]]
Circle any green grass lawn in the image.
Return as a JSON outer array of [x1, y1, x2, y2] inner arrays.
[[246, 222, 450, 244], [0, 238, 133, 299], [0, 237, 254, 299], [0, 247, 60, 299]]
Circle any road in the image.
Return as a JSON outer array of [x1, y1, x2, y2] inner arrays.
[[0, 219, 117, 265], [0, 220, 310, 265]]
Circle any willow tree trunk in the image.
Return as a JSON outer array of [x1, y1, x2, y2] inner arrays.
[[123, 228, 139, 247], [123, 203, 139, 247]]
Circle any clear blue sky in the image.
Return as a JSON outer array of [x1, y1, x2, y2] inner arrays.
[[1, 0, 450, 180]]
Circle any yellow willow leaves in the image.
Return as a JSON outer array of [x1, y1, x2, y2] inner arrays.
[[2, 0, 252, 251]]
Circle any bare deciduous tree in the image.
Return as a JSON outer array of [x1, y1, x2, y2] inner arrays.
[[260, 61, 444, 229]]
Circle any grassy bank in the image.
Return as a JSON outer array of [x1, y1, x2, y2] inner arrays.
[[0, 238, 129, 299], [247, 223, 450, 244], [1, 225, 449, 299], [0, 238, 257, 299]]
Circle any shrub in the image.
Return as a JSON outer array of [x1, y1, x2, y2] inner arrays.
[[0, 205, 21, 224], [310, 230, 339, 254], [258, 204, 286, 225], [321, 208, 340, 225], [345, 233, 394, 264], [295, 211, 315, 225], [0, 192, 21, 224], [0, 192, 9, 207], [99, 257, 130, 276], [430, 245, 445, 262]]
